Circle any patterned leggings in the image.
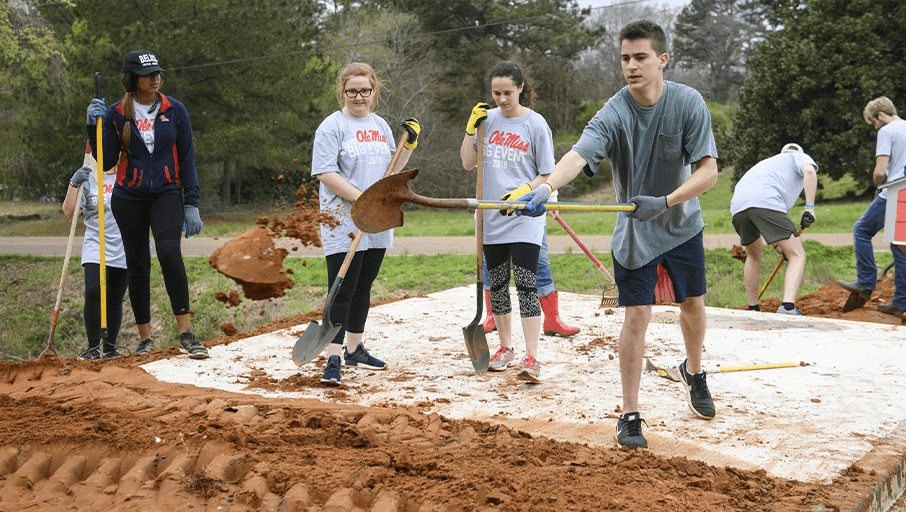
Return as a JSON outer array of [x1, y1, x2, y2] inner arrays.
[[483, 242, 541, 318]]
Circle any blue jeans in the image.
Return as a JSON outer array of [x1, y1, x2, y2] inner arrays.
[[853, 196, 906, 308], [483, 230, 554, 297]]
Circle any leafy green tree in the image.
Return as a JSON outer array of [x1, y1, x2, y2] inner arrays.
[[14, 0, 334, 205], [381, 0, 601, 132], [726, 0, 906, 192], [673, 0, 769, 103]]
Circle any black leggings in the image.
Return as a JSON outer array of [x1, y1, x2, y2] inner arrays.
[[83, 264, 129, 346], [484, 242, 541, 318], [325, 248, 386, 345], [111, 193, 190, 324]]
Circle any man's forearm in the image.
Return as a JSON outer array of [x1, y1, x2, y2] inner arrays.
[[544, 150, 587, 191], [665, 156, 718, 207]]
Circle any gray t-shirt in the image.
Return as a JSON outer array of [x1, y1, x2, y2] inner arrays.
[[312, 111, 396, 257], [730, 152, 818, 216], [472, 108, 553, 245], [573, 81, 718, 269], [80, 171, 127, 269], [876, 119, 906, 200]]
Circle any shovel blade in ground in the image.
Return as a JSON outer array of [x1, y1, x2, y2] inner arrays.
[[293, 320, 342, 365], [463, 283, 490, 375], [293, 279, 343, 365], [842, 290, 870, 312]]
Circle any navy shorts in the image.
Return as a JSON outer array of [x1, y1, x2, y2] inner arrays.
[[612, 231, 707, 306]]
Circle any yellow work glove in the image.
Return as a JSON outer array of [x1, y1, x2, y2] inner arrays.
[[499, 183, 532, 216], [401, 117, 420, 150], [465, 102, 489, 136]]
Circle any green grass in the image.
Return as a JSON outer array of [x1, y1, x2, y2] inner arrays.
[[0, 171, 871, 237], [0, 240, 890, 361]]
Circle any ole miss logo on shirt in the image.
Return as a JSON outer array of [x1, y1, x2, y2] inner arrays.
[[137, 118, 154, 132], [486, 130, 529, 165], [345, 129, 391, 159]]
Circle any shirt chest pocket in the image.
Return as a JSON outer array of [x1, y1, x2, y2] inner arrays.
[[657, 133, 682, 163]]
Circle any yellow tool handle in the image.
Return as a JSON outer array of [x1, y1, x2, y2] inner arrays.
[[717, 362, 799, 372], [473, 200, 636, 212]]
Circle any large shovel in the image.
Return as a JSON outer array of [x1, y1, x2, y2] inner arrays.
[[462, 124, 489, 375], [350, 168, 636, 233], [292, 135, 409, 365]]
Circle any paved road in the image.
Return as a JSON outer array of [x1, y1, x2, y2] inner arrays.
[[0, 233, 882, 258]]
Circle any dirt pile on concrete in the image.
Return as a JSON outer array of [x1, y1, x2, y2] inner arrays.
[[0, 355, 834, 511]]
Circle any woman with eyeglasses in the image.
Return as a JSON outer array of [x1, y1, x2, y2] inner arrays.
[[311, 62, 420, 386], [85, 49, 208, 359]]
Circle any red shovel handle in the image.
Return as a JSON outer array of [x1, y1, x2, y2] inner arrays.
[[554, 215, 615, 284]]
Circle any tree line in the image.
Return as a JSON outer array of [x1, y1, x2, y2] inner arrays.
[[2, 0, 904, 207]]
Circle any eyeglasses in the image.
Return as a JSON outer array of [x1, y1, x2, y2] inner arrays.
[[344, 88, 373, 99]]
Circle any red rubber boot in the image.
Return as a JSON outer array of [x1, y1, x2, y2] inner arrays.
[[541, 291, 580, 336], [482, 289, 496, 333]]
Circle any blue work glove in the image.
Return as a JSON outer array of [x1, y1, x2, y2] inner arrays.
[[626, 195, 668, 222], [87, 98, 106, 125], [70, 166, 92, 188], [183, 205, 203, 238], [401, 117, 420, 150], [514, 184, 552, 218]]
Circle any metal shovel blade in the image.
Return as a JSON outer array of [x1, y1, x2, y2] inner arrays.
[[293, 320, 342, 365], [842, 291, 869, 313], [293, 278, 343, 365], [462, 283, 490, 375]]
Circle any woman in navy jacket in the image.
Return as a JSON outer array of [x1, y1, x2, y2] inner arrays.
[[86, 49, 208, 359]]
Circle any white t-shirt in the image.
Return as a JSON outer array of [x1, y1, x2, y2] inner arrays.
[[80, 170, 127, 269], [312, 111, 397, 257], [730, 152, 818, 216], [471, 108, 553, 246], [132, 97, 159, 154], [876, 119, 906, 200]]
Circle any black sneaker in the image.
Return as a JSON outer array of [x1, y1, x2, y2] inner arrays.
[[102, 347, 125, 358], [343, 343, 387, 370], [77, 347, 101, 360], [321, 355, 342, 386], [135, 338, 155, 355], [178, 328, 210, 359], [614, 413, 648, 450], [678, 359, 715, 420]]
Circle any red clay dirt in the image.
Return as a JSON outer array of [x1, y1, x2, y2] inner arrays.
[[2, 277, 901, 510]]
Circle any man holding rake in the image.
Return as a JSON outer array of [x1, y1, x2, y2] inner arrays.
[[517, 20, 719, 449]]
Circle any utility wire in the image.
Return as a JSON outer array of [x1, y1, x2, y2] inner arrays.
[[3, 0, 648, 93]]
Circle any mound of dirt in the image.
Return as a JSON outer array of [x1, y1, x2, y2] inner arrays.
[[758, 275, 903, 325], [0, 355, 835, 511]]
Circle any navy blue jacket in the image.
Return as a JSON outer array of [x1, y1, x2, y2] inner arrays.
[[87, 93, 199, 207]]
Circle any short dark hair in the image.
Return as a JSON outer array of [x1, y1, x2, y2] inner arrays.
[[619, 20, 668, 56]]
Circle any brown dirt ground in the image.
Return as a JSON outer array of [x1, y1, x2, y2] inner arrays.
[[2, 281, 901, 510], [2, 210, 901, 510]]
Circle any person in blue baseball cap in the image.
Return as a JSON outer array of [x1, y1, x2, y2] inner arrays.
[[85, 49, 208, 359]]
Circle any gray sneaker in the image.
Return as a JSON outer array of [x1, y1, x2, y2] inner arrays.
[[614, 413, 648, 450], [488, 345, 515, 371], [178, 328, 209, 359], [678, 359, 715, 420], [776, 305, 803, 315], [135, 338, 155, 355]]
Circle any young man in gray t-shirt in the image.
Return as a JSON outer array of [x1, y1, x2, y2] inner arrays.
[[517, 20, 719, 450]]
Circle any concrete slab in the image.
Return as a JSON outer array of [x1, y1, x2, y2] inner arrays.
[[142, 287, 906, 489]]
